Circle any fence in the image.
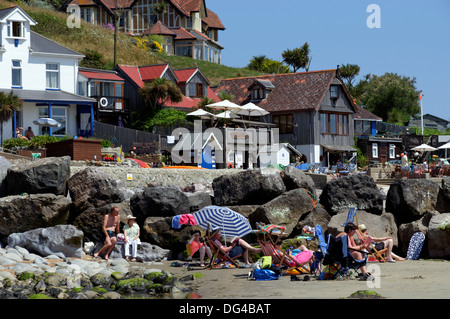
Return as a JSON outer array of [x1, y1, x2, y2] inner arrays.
[[93, 121, 160, 152]]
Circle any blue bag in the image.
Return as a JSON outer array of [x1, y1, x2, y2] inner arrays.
[[251, 268, 280, 281]]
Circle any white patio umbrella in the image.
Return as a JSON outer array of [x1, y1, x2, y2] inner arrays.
[[215, 111, 239, 119], [206, 100, 243, 111], [411, 144, 437, 152], [438, 141, 450, 158], [33, 118, 61, 127], [234, 102, 270, 117], [186, 109, 216, 120]]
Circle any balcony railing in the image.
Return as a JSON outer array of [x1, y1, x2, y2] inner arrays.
[[92, 95, 129, 112]]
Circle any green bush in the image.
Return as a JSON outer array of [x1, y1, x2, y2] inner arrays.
[[28, 135, 60, 149], [3, 137, 30, 149]]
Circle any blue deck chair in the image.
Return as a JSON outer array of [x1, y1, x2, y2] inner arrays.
[[341, 207, 357, 227], [319, 234, 367, 280], [340, 163, 356, 176]]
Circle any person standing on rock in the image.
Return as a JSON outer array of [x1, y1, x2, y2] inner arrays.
[[124, 215, 140, 262], [94, 206, 120, 260]]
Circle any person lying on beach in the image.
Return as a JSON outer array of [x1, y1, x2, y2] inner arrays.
[[337, 222, 373, 281], [274, 241, 315, 269], [94, 206, 120, 260], [358, 224, 405, 262], [210, 228, 261, 268], [188, 230, 212, 267]]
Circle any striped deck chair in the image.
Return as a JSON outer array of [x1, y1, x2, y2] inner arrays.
[[204, 225, 241, 268], [258, 240, 310, 274]]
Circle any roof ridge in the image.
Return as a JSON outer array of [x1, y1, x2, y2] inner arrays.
[[221, 69, 337, 81]]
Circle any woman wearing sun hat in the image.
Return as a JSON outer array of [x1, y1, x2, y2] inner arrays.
[[124, 215, 140, 262]]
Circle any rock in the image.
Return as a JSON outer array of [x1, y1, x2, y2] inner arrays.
[[130, 186, 190, 223], [0, 194, 71, 237], [249, 188, 314, 236], [67, 167, 125, 213], [327, 210, 398, 247], [6, 156, 70, 196], [103, 291, 122, 299], [7, 225, 84, 258], [0, 156, 11, 197], [186, 192, 213, 212], [212, 169, 286, 206], [427, 213, 450, 259], [386, 179, 440, 224], [319, 174, 384, 215], [441, 177, 450, 200], [281, 166, 317, 198], [398, 212, 436, 256], [294, 206, 331, 236]]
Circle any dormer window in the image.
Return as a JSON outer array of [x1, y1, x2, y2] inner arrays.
[[252, 87, 263, 100], [330, 85, 339, 99], [7, 21, 24, 38]]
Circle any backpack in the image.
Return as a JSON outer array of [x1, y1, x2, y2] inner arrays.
[[250, 268, 280, 281]]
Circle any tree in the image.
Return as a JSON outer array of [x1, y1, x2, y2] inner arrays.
[[0, 91, 23, 146], [217, 90, 235, 102], [339, 64, 360, 92], [152, 2, 167, 20], [197, 96, 216, 110], [138, 78, 183, 117], [282, 42, 312, 72], [359, 73, 421, 124], [247, 55, 268, 72]]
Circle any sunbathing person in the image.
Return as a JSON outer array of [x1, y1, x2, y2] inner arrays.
[[337, 222, 373, 281], [188, 230, 212, 267], [359, 224, 405, 262], [275, 240, 314, 269], [210, 228, 261, 268]]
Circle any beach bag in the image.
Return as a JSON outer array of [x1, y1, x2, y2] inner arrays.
[[251, 269, 280, 281], [252, 256, 272, 270], [318, 264, 341, 280], [406, 232, 425, 260]]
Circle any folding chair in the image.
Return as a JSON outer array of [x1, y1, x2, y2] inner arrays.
[[204, 225, 241, 268], [341, 207, 386, 262], [328, 165, 338, 180]]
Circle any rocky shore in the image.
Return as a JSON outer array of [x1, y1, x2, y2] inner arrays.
[[0, 155, 450, 300]]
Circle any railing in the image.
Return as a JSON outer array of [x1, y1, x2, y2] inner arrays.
[[91, 95, 129, 112]]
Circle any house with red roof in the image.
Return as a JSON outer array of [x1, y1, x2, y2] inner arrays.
[[78, 67, 128, 128], [60, 0, 225, 63], [215, 69, 359, 166], [115, 63, 219, 112]]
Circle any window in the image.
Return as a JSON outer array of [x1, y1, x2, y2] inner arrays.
[[38, 108, 50, 135], [188, 83, 204, 98], [320, 113, 349, 135], [11, 60, 22, 87], [372, 143, 378, 158], [252, 87, 264, 100], [51, 107, 67, 136], [273, 114, 293, 134], [7, 21, 23, 38], [80, 8, 92, 23], [330, 85, 339, 99], [389, 144, 396, 159], [46, 63, 60, 89]]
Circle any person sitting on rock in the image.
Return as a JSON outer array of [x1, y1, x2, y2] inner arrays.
[[210, 228, 261, 268], [94, 206, 120, 260], [124, 215, 140, 262]]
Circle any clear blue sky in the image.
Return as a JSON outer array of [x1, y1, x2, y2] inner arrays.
[[207, 0, 450, 122]]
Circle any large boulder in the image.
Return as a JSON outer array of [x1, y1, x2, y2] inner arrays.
[[68, 167, 125, 213], [398, 212, 435, 256], [327, 210, 398, 247], [0, 156, 11, 197], [130, 186, 190, 224], [6, 156, 70, 196], [212, 169, 286, 206], [0, 194, 71, 237], [109, 241, 170, 262], [281, 166, 317, 198], [386, 179, 440, 224], [7, 225, 84, 258], [319, 174, 384, 215], [249, 188, 314, 236], [294, 205, 331, 236], [427, 213, 450, 259]]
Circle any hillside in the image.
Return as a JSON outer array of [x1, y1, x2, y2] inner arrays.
[[0, 1, 261, 86]]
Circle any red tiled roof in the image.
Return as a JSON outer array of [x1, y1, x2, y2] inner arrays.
[[171, 26, 197, 40], [354, 104, 382, 121], [97, 0, 135, 10], [167, 87, 220, 109], [203, 8, 225, 30], [67, 0, 96, 6], [174, 68, 197, 83], [177, 0, 202, 14], [215, 69, 350, 113], [138, 64, 169, 82], [79, 70, 124, 81], [143, 20, 176, 36], [116, 65, 144, 87]]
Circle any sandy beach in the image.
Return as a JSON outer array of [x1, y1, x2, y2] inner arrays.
[[155, 259, 450, 299]]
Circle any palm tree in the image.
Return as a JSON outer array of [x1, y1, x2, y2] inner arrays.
[[247, 55, 268, 72], [282, 42, 312, 72], [152, 2, 167, 21], [138, 78, 183, 116], [197, 96, 216, 110], [0, 91, 23, 147]]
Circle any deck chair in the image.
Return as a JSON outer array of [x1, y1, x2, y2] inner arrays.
[[204, 225, 241, 268], [340, 163, 356, 176], [328, 165, 338, 180], [319, 234, 368, 280], [341, 207, 387, 262]]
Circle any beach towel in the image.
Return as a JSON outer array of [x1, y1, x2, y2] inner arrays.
[[293, 250, 313, 265], [406, 232, 425, 260], [179, 214, 197, 226], [171, 215, 181, 229]]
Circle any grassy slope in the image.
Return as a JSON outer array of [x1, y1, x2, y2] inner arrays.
[[2, 1, 261, 86]]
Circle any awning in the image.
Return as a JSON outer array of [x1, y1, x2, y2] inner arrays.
[[321, 144, 357, 153], [0, 89, 96, 104]]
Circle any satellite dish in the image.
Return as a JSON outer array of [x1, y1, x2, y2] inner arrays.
[[99, 97, 108, 107]]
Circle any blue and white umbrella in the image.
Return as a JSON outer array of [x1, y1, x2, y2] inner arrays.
[[33, 118, 61, 127], [193, 206, 252, 244]]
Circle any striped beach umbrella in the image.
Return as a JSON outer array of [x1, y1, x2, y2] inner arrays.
[[193, 206, 252, 244]]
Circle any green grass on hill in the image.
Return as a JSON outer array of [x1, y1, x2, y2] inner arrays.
[[1, 1, 262, 86]]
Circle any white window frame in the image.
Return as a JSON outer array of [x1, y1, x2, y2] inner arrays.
[[389, 144, 396, 159], [372, 143, 378, 158], [7, 21, 25, 38], [46, 63, 60, 89], [11, 60, 22, 87]]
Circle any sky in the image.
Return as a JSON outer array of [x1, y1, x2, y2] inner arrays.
[[207, 0, 450, 122]]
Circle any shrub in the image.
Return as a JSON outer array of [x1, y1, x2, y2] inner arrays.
[[3, 137, 30, 149], [28, 135, 60, 149]]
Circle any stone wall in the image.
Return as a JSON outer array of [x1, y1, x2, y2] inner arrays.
[[69, 165, 243, 190]]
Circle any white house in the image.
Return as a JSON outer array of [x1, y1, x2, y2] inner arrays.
[[0, 6, 95, 140]]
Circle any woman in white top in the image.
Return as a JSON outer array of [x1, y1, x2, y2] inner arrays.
[[124, 215, 140, 262]]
